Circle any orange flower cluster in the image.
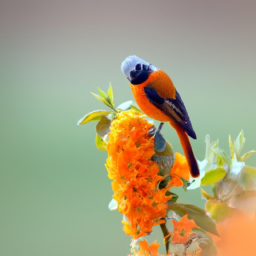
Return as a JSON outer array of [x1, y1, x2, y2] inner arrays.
[[135, 240, 165, 256], [171, 215, 198, 244], [106, 110, 172, 238], [165, 215, 202, 256]]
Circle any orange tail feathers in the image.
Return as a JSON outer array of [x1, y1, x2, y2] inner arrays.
[[169, 121, 200, 178]]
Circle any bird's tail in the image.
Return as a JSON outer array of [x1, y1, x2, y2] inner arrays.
[[169, 121, 200, 178]]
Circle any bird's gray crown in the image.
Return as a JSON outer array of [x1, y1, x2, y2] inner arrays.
[[121, 55, 159, 81]]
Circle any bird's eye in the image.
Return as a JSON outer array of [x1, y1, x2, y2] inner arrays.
[[135, 63, 142, 71]]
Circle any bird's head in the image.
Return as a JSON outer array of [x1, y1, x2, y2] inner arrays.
[[121, 56, 159, 85]]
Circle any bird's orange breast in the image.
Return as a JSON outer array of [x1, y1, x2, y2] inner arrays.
[[130, 70, 176, 122]]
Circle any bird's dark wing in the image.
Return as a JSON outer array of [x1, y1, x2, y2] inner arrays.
[[144, 87, 197, 139]]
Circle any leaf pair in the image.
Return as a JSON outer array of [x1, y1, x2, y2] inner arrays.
[[200, 131, 256, 187], [230, 130, 256, 161], [212, 143, 231, 168], [77, 110, 112, 151], [91, 83, 115, 111], [77, 84, 146, 152]]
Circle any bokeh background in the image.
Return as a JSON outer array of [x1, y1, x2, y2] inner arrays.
[[1, 0, 256, 255]]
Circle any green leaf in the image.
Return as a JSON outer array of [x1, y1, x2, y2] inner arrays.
[[107, 83, 114, 106], [244, 165, 256, 180], [204, 135, 211, 159], [212, 145, 231, 168], [212, 183, 217, 199], [201, 167, 226, 186], [205, 199, 239, 222], [97, 87, 108, 101], [216, 155, 225, 167], [91, 92, 113, 109], [96, 116, 111, 138], [95, 133, 107, 151], [168, 203, 219, 236], [234, 130, 245, 158], [239, 150, 256, 162], [77, 110, 113, 125], [204, 135, 218, 170], [229, 135, 235, 160], [158, 176, 171, 188], [130, 105, 144, 114], [200, 187, 214, 200], [107, 112, 116, 120], [165, 191, 178, 203], [117, 101, 133, 111]]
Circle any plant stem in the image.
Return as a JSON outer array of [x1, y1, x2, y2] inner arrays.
[[160, 222, 171, 253]]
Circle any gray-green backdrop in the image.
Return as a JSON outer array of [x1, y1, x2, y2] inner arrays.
[[1, 0, 256, 255]]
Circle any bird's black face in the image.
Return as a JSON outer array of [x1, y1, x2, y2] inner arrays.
[[129, 63, 153, 85]]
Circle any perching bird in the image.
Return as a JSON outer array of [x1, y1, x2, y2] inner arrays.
[[121, 56, 199, 178]]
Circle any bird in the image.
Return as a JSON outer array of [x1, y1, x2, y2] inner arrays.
[[121, 55, 199, 178]]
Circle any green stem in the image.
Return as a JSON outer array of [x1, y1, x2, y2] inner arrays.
[[160, 222, 171, 253], [110, 106, 118, 113]]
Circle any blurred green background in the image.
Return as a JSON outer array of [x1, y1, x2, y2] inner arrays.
[[0, 0, 256, 255]]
